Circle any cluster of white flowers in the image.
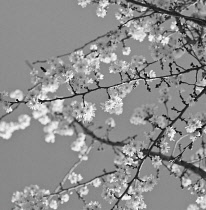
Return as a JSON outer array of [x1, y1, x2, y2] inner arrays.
[[70, 133, 86, 151], [49, 199, 58, 210], [44, 121, 59, 143], [92, 178, 102, 188], [166, 126, 176, 141], [167, 163, 182, 177], [128, 21, 150, 42], [143, 69, 157, 83], [109, 82, 134, 99], [122, 139, 146, 160], [51, 99, 64, 113], [25, 88, 47, 111], [41, 75, 60, 93], [96, 0, 109, 18], [5, 1, 206, 210], [181, 177, 192, 188], [122, 46, 131, 55], [54, 121, 74, 137], [60, 193, 70, 203], [83, 201, 101, 210], [32, 99, 74, 143], [114, 150, 139, 166], [71, 100, 96, 123], [0, 114, 31, 140], [32, 103, 50, 125], [151, 155, 162, 169], [196, 195, 206, 209], [70, 132, 88, 160], [125, 197, 147, 210], [105, 117, 116, 128], [130, 107, 147, 126], [138, 174, 158, 192], [130, 104, 158, 125], [118, 174, 157, 210], [102, 168, 131, 204], [160, 139, 170, 154], [101, 81, 138, 116], [187, 204, 200, 210], [148, 33, 170, 45], [149, 31, 183, 62], [70, 73, 94, 93], [109, 59, 130, 74], [68, 172, 83, 184], [150, 115, 166, 129], [115, 6, 134, 25], [101, 95, 123, 115], [0, 89, 24, 113], [79, 185, 89, 197], [77, 0, 91, 8], [100, 50, 117, 64], [196, 78, 206, 93], [10, 89, 24, 101], [73, 58, 89, 74], [11, 185, 50, 210], [185, 117, 202, 134]]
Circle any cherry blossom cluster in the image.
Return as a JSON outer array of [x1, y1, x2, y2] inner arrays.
[[70, 132, 89, 160], [0, 114, 31, 139], [11, 185, 50, 210], [3, 0, 206, 210], [130, 103, 161, 126]]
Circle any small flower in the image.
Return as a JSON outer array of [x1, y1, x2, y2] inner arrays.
[[168, 163, 181, 176], [196, 78, 206, 93], [185, 118, 202, 134], [10, 89, 24, 101], [196, 195, 206, 209], [68, 172, 83, 184], [105, 117, 116, 128], [92, 178, 102, 187], [96, 6, 107, 18], [84, 201, 101, 210], [11, 185, 50, 210], [148, 70, 157, 82], [60, 194, 69, 204], [50, 200, 58, 210], [187, 204, 199, 210], [160, 140, 170, 154], [78, 0, 91, 8], [182, 177, 192, 188], [79, 186, 89, 197], [122, 144, 136, 157], [45, 133, 55, 143], [152, 156, 162, 169], [140, 174, 157, 192], [166, 126, 176, 141], [122, 47, 131, 55]]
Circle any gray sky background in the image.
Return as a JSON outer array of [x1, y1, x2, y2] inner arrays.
[[0, 1, 204, 210]]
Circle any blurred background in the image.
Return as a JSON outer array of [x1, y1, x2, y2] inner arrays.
[[0, 0, 204, 210]]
